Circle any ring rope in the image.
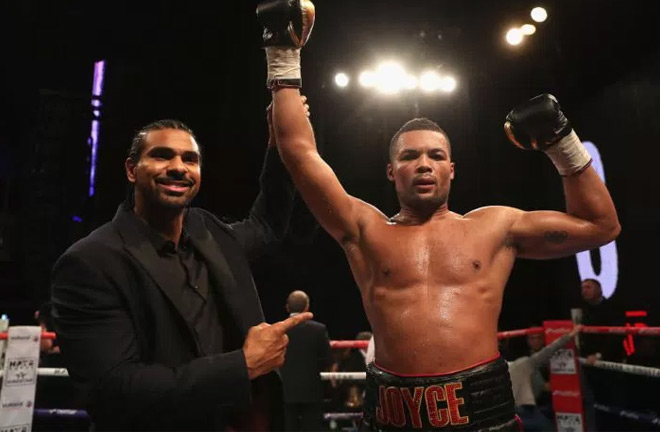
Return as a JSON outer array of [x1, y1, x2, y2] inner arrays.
[[0, 367, 69, 378], [26, 405, 660, 428], [320, 372, 366, 381], [17, 359, 660, 381], [580, 326, 660, 335], [579, 357, 660, 378], [33, 409, 90, 419], [324, 412, 363, 421], [0, 331, 56, 340], [593, 404, 660, 427], [3, 325, 659, 343], [496, 327, 543, 339]]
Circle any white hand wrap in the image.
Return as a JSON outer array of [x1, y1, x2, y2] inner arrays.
[[544, 130, 593, 176], [265, 47, 301, 83]]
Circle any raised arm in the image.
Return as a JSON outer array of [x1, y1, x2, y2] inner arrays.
[[257, 0, 362, 243], [272, 89, 362, 242], [228, 143, 294, 260], [504, 94, 621, 259], [529, 325, 581, 367]]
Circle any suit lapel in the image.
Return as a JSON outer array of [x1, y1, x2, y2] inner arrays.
[[113, 204, 262, 340], [185, 211, 239, 307], [185, 211, 262, 336], [113, 205, 193, 333]]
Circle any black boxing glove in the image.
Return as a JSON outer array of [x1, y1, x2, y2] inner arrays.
[[257, 0, 315, 48], [257, 0, 315, 89], [504, 94, 592, 176]]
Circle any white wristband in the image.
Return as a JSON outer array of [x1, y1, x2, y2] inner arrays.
[[544, 130, 592, 176], [265, 47, 301, 82]]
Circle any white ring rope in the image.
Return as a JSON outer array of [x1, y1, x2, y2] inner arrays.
[[579, 357, 660, 378], [15, 363, 660, 381], [324, 412, 363, 420], [0, 367, 69, 378], [320, 372, 366, 381], [1, 369, 367, 381]]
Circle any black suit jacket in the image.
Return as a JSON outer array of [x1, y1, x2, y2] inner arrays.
[[280, 319, 332, 403], [51, 149, 294, 431], [580, 298, 623, 361]]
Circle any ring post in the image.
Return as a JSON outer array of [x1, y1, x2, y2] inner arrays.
[[545, 320, 585, 432]]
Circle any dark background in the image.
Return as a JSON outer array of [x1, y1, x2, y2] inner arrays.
[[1, 0, 659, 342]]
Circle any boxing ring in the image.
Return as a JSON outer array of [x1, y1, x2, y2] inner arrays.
[[2, 323, 659, 431]]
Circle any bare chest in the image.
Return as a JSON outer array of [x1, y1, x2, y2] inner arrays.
[[355, 220, 506, 287]]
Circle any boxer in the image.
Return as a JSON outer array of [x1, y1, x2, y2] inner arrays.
[[257, 1, 620, 430]]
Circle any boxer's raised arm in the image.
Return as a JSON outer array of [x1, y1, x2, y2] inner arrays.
[[272, 88, 361, 243], [504, 94, 620, 259], [258, 0, 362, 243]]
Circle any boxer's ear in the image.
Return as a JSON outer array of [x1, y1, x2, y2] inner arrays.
[[387, 163, 394, 182]]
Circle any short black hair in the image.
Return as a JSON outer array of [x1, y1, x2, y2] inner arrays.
[[389, 118, 451, 161], [582, 278, 602, 289], [128, 119, 199, 162]]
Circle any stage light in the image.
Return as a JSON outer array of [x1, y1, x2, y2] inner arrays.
[[359, 70, 376, 88], [440, 76, 457, 93], [506, 28, 524, 45], [375, 61, 407, 94], [521, 24, 536, 35], [88, 60, 105, 197], [420, 71, 442, 93], [404, 74, 418, 90], [531, 7, 547, 23], [334, 72, 349, 88]]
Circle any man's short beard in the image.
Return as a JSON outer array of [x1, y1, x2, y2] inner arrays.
[[157, 192, 195, 209], [158, 197, 192, 209]]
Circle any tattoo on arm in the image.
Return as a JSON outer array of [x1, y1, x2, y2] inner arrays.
[[544, 230, 568, 243]]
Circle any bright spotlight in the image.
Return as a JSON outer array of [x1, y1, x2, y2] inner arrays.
[[334, 73, 349, 88], [359, 71, 376, 88], [404, 74, 418, 90], [521, 24, 536, 35], [375, 61, 407, 94], [506, 28, 524, 46], [420, 71, 442, 93], [440, 76, 457, 93], [531, 7, 547, 22]]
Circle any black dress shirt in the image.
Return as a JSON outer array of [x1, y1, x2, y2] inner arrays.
[[134, 212, 224, 356]]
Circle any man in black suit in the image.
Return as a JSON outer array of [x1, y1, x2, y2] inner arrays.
[[280, 290, 332, 431], [577, 278, 624, 431], [579, 278, 622, 364], [51, 102, 313, 431]]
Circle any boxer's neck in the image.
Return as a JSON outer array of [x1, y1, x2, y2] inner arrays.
[[391, 204, 452, 225]]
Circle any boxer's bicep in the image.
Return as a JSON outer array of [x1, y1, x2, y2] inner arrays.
[[510, 209, 609, 259], [286, 148, 362, 242]]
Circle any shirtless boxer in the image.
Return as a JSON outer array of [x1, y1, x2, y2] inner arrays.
[[257, 1, 620, 430]]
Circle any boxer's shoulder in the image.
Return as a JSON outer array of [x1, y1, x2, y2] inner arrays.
[[354, 198, 390, 227], [464, 205, 522, 224]]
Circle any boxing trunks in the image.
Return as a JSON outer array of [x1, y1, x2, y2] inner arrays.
[[362, 356, 520, 431]]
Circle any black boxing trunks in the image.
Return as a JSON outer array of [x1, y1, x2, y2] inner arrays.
[[362, 355, 520, 431]]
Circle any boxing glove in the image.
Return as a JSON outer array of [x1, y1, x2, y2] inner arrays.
[[257, 0, 315, 89], [257, 0, 315, 48], [504, 94, 592, 176]]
